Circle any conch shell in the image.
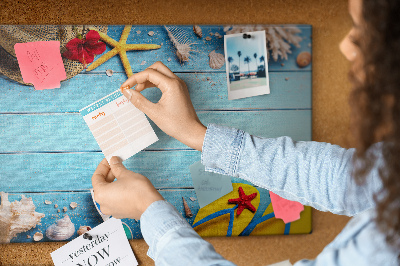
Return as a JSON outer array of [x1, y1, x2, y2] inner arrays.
[[46, 215, 75, 241], [193, 25, 202, 38], [77, 225, 92, 236], [164, 26, 197, 63], [208, 50, 225, 69], [0, 192, 45, 243]]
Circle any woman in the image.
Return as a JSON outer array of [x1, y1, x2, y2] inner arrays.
[[91, 0, 400, 264]]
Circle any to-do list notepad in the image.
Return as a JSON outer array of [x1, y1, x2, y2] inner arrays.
[[80, 90, 158, 162]]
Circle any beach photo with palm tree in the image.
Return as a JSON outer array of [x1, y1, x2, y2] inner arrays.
[[224, 30, 269, 100]]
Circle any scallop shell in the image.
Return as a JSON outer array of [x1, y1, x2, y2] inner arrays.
[[33, 232, 43, 242], [46, 215, 75, 241], [208, 50, 225, 69], [164, 26, 197, 63], [193, 25, 202, 38], [77, 225, 92, 236], [148, 31, 155, 36], [296, 52, 311, 68], [70, 202, 78, 209], [106, 69, 113, 77], [0, 192, 45, 243]]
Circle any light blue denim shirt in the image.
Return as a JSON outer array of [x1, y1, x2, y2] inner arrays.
[[140, 124, 399, 265]]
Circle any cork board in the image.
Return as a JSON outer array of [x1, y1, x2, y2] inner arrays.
[[0, 0, 352, 265]]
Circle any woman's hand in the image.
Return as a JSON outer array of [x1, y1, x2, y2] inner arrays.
[[120, 61, 207, 151], [91, 157, 164, 220]]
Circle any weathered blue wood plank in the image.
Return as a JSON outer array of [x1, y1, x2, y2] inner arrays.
[[0, 72, 311, 113], [0, 150, 256, 192], [4, 187, 272, 242], [79, 25, 311, 75], [0, 110, 311, 152]]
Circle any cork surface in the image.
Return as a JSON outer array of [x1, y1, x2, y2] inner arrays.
[[0, 0, 352, 265]]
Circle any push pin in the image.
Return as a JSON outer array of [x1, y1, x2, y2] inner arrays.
[[243, 33, 252, 39], [83, 232, 96, 241]]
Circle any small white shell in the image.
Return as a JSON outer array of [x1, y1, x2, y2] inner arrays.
[[214, 32, 220, 37], [70, 202, 78, 209], [193, 25, 202, 38], [189, 197, 197, 201], [46, 215, 75, 241], [167, 58, 171, 62], [63, 207, 67, 212], [136, 30, 141, 34], [33, 232, 43, 241], [205, 36, 211, 41], [106, 69, 113, 77], [44, 200, 52, 205], [148, 31, 155, 36], [54, 204, 58, 208], [208, 50, 225, 69], [77, 226, 92, 236]]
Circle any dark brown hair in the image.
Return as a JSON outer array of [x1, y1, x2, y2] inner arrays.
[[349, 0, 400, 256]]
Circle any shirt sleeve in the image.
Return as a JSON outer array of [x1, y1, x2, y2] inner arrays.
[[201, 124, 384, 216], [140, 200, 237, 266]]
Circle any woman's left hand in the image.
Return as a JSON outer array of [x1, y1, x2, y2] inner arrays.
[[91, 157, 164, 220]]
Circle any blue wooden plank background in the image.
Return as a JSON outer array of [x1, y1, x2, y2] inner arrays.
[[0, 24, 312, 243]]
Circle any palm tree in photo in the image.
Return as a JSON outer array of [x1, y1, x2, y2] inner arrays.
[[228, 56, 234, 73], [244, 56, 251, 78], [237, 51, 242, 77], [259, 55, 265, 67], [253, 53, 258, 72]]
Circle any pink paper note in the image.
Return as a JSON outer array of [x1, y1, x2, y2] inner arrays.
[[14, 41, 67, 90], [270, 191, 304, 224]]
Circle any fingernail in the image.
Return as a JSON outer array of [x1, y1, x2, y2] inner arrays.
[[123, 89, 133, 100], [121, 85, 130, 92], [110, 156, 122, 165]]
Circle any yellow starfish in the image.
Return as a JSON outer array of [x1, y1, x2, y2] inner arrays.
[[87, 25, 161, 77]]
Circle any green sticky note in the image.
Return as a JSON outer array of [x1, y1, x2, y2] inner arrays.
[[190, 161, 233, 208]]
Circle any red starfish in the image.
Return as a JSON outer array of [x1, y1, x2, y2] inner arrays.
[[228, 187, 257, 216]]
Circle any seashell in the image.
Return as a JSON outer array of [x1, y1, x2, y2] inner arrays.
[[148, 31, 154, 36], [209, 32, 214, 36], [182, 197, 193, 218], [140, 60, 146, 65], [193, 25, 202, 38], [189, 197, 196, 201], [208, 50, 225, 69], [167, 58, 171, 62], [77, 225, 92, 236], [106, 69, 113, 77], [205, 36, 211, 41], [70, 202, 78, 209], [33, 232, 43, 242], [44, 200, 52, 205], [46, 215, 75, 241], [296, 51, 311, 68], [63, 207, 67, 212], [164, 26, 197, 63], [54, 204, 58, 208], [0, 192, 45, 243], [214, 32, 220, 37], [57, 209, 60, 213], [136, 30, 141, 34], [27, 235, 31, 238]]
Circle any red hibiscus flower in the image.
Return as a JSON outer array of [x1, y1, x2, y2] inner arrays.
[[62, 30, 106, 67]]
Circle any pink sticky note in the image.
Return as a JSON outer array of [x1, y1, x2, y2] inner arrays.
[[270, 191, 304, 224], [14, 41, 67, 90]]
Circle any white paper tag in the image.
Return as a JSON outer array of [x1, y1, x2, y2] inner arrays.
[[79, 89, 158, 163], [51, 218, 138, 266]]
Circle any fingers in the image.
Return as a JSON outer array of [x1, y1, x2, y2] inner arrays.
[[109, 156, 130, 179], [120, 68, 173, 94], [121, 89, 158, 117], [92, 159, 111, 189]]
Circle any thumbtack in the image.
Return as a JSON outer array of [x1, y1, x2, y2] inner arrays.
[[243, 33, 252, 39]]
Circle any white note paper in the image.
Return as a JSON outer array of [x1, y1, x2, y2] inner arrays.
[[80, 90, 158, 162], [51, 218, 138, 266]]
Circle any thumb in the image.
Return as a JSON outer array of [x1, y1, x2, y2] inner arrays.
[[109, 156, 129, 179], [122, 88, 155, 115]]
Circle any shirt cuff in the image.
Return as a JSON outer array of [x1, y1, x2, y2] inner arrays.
[[140, 200, 192, 260], [201, 123, 245, 176]]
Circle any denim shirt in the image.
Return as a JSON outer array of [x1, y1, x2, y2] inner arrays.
[[140, 124, 399, 265]]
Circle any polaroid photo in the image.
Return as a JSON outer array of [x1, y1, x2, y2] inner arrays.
[[224, 30, 270, 100]]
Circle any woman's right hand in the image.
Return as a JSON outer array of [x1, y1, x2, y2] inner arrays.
[[120, 61, 207, 151]]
